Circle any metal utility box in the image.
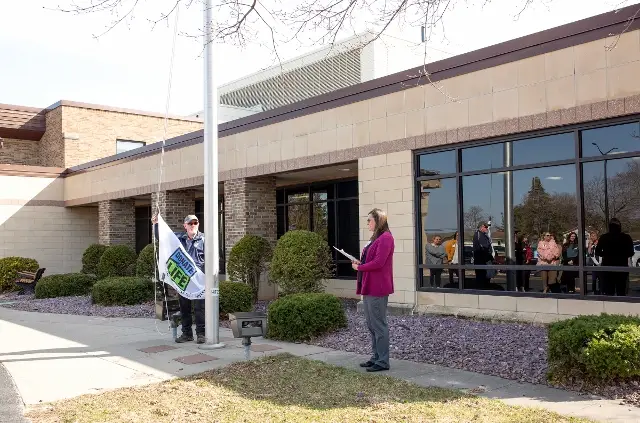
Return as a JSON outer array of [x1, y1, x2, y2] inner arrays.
[[229, 312, 268, 338]]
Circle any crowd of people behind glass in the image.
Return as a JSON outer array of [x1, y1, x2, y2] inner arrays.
[[426, 218, 635, 296]]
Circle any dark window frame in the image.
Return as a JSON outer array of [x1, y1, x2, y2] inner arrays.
[[277, 178, 358, 280], [413, 113, 640, 303]]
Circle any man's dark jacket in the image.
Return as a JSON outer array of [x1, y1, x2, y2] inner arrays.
[[154, 224, 205, 273]]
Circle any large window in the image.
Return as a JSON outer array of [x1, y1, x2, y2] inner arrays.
[[277, 179, 358, 278], [415, 118, 640, 300]]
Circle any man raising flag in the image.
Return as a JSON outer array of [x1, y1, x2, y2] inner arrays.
[[152, 214, 206, 344]]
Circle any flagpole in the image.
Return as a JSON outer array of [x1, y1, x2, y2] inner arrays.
[[201, 0, 224, 350]]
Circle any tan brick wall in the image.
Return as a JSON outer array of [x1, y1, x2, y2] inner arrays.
[[0, 174, 98, 274], [61, 106, 203, 168], [0, 138, 40, 165], [38, 107, 64, 167], [358, 151, 416, 305], [98, 199, 136, 249]]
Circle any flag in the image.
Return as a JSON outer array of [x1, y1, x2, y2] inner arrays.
[[156, 214, 205, 300]]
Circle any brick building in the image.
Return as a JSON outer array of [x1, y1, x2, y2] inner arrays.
[[2, 6, 640, 320]]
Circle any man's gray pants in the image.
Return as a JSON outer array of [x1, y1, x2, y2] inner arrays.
[[363, 295, 390, 369]]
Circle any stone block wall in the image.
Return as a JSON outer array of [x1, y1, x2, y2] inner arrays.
[[0, 138, 40, 165], [151, 190, 196, 233], [61, 105, 203, 168], [358, 151, 416, 307], [38, 106, 64, 167], [98, 199, 136, 249], [224, 176, 277, 260]]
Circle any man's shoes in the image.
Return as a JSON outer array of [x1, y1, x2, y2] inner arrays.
[[366, 364, 389, 372], [359, 361, 375, 368], [175, 334, 194, 343], [196, 335, 206, 344]]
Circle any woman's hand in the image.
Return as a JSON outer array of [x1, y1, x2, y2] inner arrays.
[[352, 259, 361, 265], [352, 262, 359, 271]]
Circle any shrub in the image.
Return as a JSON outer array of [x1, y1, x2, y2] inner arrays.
[[269, 230, 334, 295], [0, 257, 39, 293], [35, 273, 97, 299], [227, 235, 272, 302], [81, 244, 108, 275], [92, 277, 154, 306], [136, 243, 158, 280], [266, 293, 347, 342], [548, 314, 640, 382], [96, 245, 138, 279], [219, 281, 253, 319]]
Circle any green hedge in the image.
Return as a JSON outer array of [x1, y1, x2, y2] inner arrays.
[[96, 245, 138, 280], [269, 230, 334, 295], [0, 257, 39, 293], [219, 281, 253, 318], [136, 243, 157, 280], [266, 293, 346, 342], [35, 273, 97, 299], [548, 314, 640, 382], [227, 235, 272, 302], [91, 277, 154, 306], [81, 244, 108, 275]]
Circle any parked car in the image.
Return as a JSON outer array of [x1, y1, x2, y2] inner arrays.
[[633, 244, 640, 267]]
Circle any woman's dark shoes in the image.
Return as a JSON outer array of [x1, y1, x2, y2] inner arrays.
[[366, 364, 389, 372], [359, 361, 375, 368]]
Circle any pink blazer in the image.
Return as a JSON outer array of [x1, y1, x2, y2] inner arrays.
[[357, 231, 395, 297]]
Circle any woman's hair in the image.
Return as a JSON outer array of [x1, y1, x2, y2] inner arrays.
[[369, 208, 390, 241], [453, 231, 458, 240], [564, 231, 578, 247]]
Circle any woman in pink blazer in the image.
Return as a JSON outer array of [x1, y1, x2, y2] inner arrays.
[[352, 208, 395, 372]]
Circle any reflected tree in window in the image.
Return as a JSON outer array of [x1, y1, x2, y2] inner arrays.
[[464, 206, 486, 230], [514, 176, 576, 239]]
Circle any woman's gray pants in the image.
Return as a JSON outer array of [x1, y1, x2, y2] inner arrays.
[[363, 295, 390, 369]]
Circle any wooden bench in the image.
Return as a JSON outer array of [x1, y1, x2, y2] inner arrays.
[[14, 268, 46, 295]]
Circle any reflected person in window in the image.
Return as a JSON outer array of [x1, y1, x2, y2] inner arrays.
[[537, 232, 560, 293], [445, 232, 460, 286], [596, 218, 634, 296], [560, 232, 579, 293], [352, 208, 395, 372], [473, 222, 493, 288], [426, 235, 447, 288]]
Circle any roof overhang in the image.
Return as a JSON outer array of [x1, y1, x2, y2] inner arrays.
[[0, 103, 46, 141]]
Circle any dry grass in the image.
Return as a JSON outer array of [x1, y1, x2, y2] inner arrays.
[[26, 353, 592, 423]]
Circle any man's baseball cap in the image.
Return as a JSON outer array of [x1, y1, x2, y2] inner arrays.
[[478, 221, 488, 228], [184, 215, 199, 224]]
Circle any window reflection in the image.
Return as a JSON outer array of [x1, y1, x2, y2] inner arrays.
[[418, 150, 456, 177], [419, 178, 458, 268], [512, 133, 574, 166], [581, 122, 640, 158], [461, 143, 503, 172], [513, 165, 578, 294]]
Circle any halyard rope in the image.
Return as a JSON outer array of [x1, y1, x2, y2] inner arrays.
[[152, 3, 181, 335]]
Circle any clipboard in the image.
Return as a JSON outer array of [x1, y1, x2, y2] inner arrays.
[[333, 246, 358, 262]]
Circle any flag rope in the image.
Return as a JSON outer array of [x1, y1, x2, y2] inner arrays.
[[152, 3, 181, 335]]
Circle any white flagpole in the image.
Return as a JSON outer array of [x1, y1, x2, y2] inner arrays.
[[201, 0, 224, 350]]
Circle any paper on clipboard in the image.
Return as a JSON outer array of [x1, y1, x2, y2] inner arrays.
[[333, 246, 358, 262]]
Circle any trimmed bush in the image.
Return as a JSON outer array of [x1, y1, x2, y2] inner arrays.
[[219, 281, 253, 319], [266, 293, 347, 342], [136, 243, 157, 280], [35, 273, 97, 299], [81, 244, 108, 275], [91, 277, 154, 306], [269, 230, 334, 295], [227, 235, 272, 301], [96, 245, 138, 279], [548, 314, 640, 382], [0, 257, 39, 293]]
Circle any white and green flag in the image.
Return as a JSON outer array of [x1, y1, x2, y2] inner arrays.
[[156, 214, 205, 300]]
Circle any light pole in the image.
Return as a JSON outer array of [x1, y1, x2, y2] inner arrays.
[[592, 143, 617, 228], [200, 0, 224, 350]]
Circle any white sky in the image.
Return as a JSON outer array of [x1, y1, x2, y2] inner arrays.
[[0, 0, 628, 116]]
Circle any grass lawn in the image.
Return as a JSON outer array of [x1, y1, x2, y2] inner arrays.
[[26, 353, 592, 423]]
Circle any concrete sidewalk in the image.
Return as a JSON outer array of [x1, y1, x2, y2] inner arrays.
[[0, 362, 27, 423], [1, 307, 639, 423]]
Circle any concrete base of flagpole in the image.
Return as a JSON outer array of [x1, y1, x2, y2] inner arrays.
[[198, 342, 225, 350]]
